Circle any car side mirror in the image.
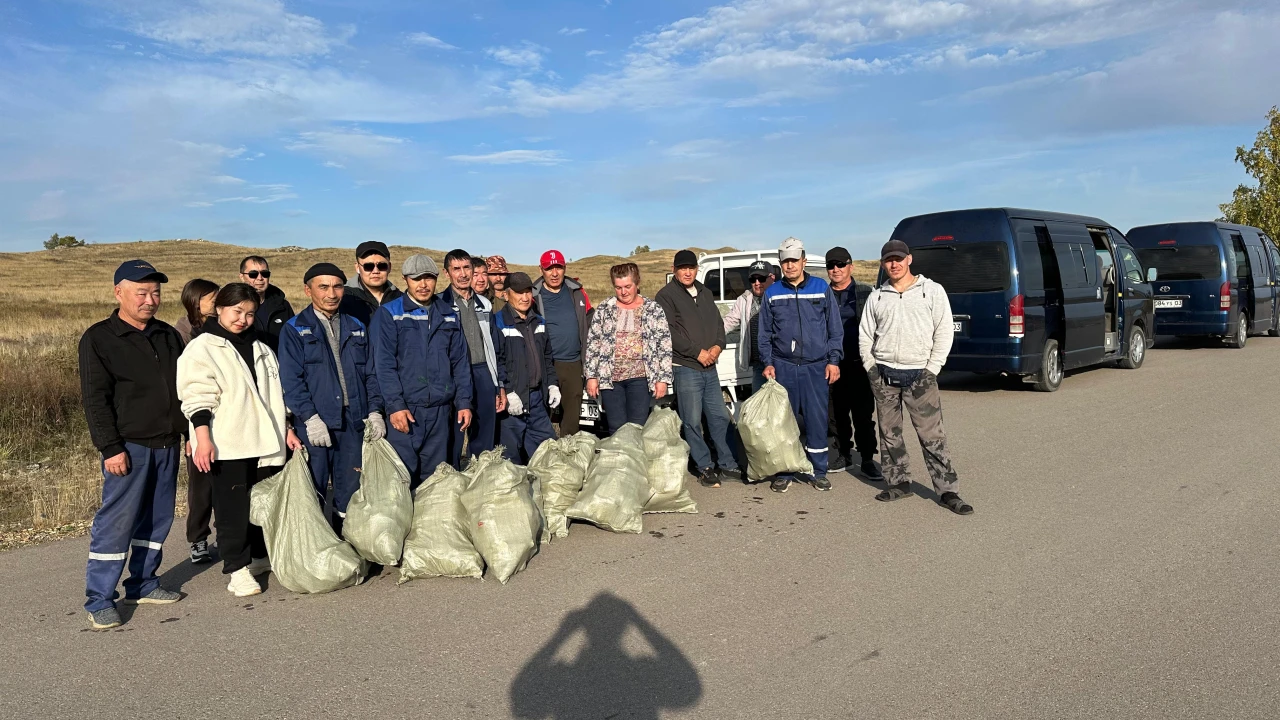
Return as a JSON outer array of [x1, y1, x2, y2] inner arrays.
[[1146, 267, 1158, 282]]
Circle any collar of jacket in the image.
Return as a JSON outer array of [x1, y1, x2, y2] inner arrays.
[[780, 272, 813, 292], [261, 284, 288, 303], [346, 275, 398, 293], [877, 274, 927, 294], [295, 305, 361, 340], [441, 285, 491, 312], [667, 278, 709, 296], [500, 303, 541, 326], [533, 275, 582, 293], [199, 330, 271, 359], [108, 309, 163, 336]]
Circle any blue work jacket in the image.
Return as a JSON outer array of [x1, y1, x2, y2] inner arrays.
[[758, 272, 844, 366], [370, 294, 473, 413], [278, 306, 380, 431]]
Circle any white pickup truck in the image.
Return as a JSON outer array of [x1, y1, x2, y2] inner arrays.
[[579, 250, 832, 429]]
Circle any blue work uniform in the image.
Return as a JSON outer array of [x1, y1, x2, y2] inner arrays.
[[278, 306, 381, 518], [441, 287, 507, 466], [495, 305, 558, 464], [370, 294, 473, 489], [758, 272, 844, 476]]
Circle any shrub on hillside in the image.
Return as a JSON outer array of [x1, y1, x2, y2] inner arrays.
[[44, 233, 86, 250]]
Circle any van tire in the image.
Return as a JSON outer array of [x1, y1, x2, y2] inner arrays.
[[1032, 339, 1063, 392], [1228, 314, 1248, 348], [1119, 326, 1146, 369], [1268, 313, 1279, 337]]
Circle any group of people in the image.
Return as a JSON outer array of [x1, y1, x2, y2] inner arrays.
[[77, 236, 973, 630]]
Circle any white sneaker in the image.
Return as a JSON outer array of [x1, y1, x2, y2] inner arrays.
[[247, 556, 272, 576], [227, 567, 262, 597]]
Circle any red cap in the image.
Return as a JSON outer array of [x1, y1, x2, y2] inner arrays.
[[540, 250, 566, 270]]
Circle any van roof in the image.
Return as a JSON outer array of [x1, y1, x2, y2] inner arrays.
[[1128, 220, 1266, 236], [898, 207, 1111, 228]]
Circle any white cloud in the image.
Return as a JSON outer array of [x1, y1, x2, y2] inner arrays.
[[216, 183, 297, 203], [487, 44, 544, 70], [322, 160, 345, 168], [185, 201, 214, 208], [211, 174, 245, 184], [401, 200, 432, 206], [586, 50, 605, 57], [127, 0, 351, 57], [559, 27, 587, 36], [664, 139, 727, 159], [763, 130, 798, 140], [285, 127, 408, 159], [406, 32, 456, 50], [446, 149, 566, 165]]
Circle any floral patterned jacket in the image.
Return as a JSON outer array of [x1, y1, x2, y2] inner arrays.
[[584, 296, 674, 393]]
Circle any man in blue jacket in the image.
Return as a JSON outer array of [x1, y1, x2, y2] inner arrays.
[[278, 263, 386, 530], [440, 249, 507, 466], [495, 272, 560, 463], [758, 237, 844, 493], [370, 254, 473, 489]]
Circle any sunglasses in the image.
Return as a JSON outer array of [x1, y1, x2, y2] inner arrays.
[[826, 261, 849, 270], [242, 270, 271, 279], [750, 277, 768, 284], [361, 262, 391, 272]]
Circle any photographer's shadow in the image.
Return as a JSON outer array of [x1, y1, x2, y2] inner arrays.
[[510, 592, 703, 720]]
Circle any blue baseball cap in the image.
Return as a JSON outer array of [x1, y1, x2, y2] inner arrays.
[[113, 259, 168, 285]]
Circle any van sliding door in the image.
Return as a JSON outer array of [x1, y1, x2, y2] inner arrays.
[[1246, 241, 1274, 329], [1045, 221, 1106, 368]]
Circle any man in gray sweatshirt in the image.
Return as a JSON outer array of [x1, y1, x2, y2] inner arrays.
[[858, 240, 974, 515]]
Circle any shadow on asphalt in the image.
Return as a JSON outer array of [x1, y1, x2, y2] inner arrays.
[[509, 592, 702, 720], [159, 551, 218, 593], [847, 467, 941, 504]]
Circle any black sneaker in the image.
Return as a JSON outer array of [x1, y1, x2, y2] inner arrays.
[[828, 454, 850, 472], [860, 456, 885, 482], [809, 474, 831, 491], [716, 467, 744, 484], [770, 476, 791, 493], [696, 468, 721, 488], [189, 540, 211, 564]]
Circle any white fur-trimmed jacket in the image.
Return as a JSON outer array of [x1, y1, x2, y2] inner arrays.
[[178, 333, 288, 468]]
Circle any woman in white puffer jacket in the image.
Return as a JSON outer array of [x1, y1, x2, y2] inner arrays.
[[178, 282, 302, 598]]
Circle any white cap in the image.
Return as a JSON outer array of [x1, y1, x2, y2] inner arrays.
[[779, 236, 804, 262]]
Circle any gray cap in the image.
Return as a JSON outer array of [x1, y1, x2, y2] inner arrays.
[[401, 254, 440, 278], [779, 236, 804, 262]]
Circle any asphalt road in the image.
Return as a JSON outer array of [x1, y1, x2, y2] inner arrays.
[[4, 336, 1278, 719]]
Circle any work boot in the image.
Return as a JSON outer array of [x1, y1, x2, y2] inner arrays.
[[770, 475, 791, 493], [124, 587, 181, 605], [227, 567, 262, 597], [247, 556, 272, 576], [189, 540, 211, 564], [809, 474, 832, 491], [88, 606, 122, 630], [860, 455, 884, 482]]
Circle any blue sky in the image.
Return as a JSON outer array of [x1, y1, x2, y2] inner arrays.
[[1, 0, 1276, 261]]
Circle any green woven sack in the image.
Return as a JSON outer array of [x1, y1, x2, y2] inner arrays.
[[641, 407, 697, 514], [398, 462, 483, 583], [460, 449, 543, 584], [738, 379, 814, 482], [566, 423, 649, 534], [526, 432, 599, 539], [343, 433, 413, 565]]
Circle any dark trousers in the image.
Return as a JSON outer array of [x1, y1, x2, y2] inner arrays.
[[552, 360, 584, 436], [210, 457, 268, 575], [775, 359, 831, 476], [501, 388, 555, 464], [297, 406, 363, 519], [387, 404, 451, 491], [600, 377, 651, 434], [828, 362, 878, 461], [452, 362, 498, 464], [85, 443, 179, 612], [185, 460, 214, 544]]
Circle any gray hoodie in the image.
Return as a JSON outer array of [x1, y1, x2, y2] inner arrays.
[[858, 275, 953, 376]]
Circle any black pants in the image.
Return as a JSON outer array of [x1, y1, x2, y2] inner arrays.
[[210, 458, 268, 574], [829, 362, 878, 461], [552, 360, 584, 436], [185, 461, 214, 544]]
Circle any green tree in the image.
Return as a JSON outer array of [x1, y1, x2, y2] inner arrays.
[[1219, 106, 1280, 240], [631, 244, 650, 256], [43, 233, 85, 250]]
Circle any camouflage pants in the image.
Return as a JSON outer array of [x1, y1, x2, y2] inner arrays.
[[869, 370, 959, 493]]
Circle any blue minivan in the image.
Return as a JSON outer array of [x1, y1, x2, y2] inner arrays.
[[887, 208, 1156, 391], [1126, 222, 1279, 348]]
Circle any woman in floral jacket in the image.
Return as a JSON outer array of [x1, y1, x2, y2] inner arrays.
[[585, 263, 674, 435]]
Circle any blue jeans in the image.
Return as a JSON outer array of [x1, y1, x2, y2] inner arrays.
[[672, 365, 738, 472], [451, 362, 499, 465], [600, 377, 651, 434], [751, 363, 766, 392]]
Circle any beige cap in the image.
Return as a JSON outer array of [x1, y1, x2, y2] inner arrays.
[[779, 236, 805, 262]]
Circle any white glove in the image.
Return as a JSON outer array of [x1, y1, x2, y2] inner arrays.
[[305, 415, 332, 447], [507, 392, 525, 416], [364, 413, 386, 441], [548, 385, 562, 409]]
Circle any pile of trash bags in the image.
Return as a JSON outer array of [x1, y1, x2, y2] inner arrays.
[[737, 379, 813, 482], [250, 405, 708, 593]]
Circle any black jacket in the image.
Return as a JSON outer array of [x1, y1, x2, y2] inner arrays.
[[832, 282, 872, 368], [340, 277, 403, 328], [78, 311, 187, 458], [532, 276, 591, 365], [495, 305, 559, 397], [655, 279, 727, 370], [252, 285, 294, 354]]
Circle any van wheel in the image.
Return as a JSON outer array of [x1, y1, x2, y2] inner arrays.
[[1119, 327, 1146, 369], [1032, 339, 1063, 392], [1228, 314, 1248, 348]]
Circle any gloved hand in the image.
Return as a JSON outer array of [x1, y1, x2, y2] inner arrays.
[[507, 393, 525, 416], [364, 412, 386, 441], [548, 385, 562, 409], [305, 415, 332, 447]]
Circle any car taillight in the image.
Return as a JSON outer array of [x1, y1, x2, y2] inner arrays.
[[1009, 294, 1025, 337], [1220, 281, 1231, 309]]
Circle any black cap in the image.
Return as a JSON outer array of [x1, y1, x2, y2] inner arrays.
[[356, 241, 390, 260], [748, 260, 771, 279], [304, 262, 347, 284], [825, 246, 852, 264], [880, 240, 910, 261], [114, 259, 168, 285], [673, 249, 698, 268], [506, 272, 535, 293], [771, 264, 781, 278]]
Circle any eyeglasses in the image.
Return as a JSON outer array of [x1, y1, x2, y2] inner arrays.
[[826, 261, 849, 270], [750, 277, 767, 284], [242, 270, 270, 279], [361, 262, 391, 272]]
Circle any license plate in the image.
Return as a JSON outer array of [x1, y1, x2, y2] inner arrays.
[[953, 321, 963, 332], [1154, 299, 1183, 309], [581, 401, 600, 419]]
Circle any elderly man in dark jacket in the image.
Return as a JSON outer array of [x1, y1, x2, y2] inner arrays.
[[497, 272, 560, 463], [79, 260, 186, 630]]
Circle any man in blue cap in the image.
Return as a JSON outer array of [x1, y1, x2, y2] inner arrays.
[[278, 262, 386, 533], [78, 260, 186, 629]]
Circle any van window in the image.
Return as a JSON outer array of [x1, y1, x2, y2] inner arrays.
[[1266, 240, 1280, 280], [1116, 246, 1145, 283], [1053, 244, 1088, 288], [1136, 246, 1223, 280], [1230, 235, 1249, 279], [1035, 227, 1061, 289], [907, 242, 1010, 293]]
